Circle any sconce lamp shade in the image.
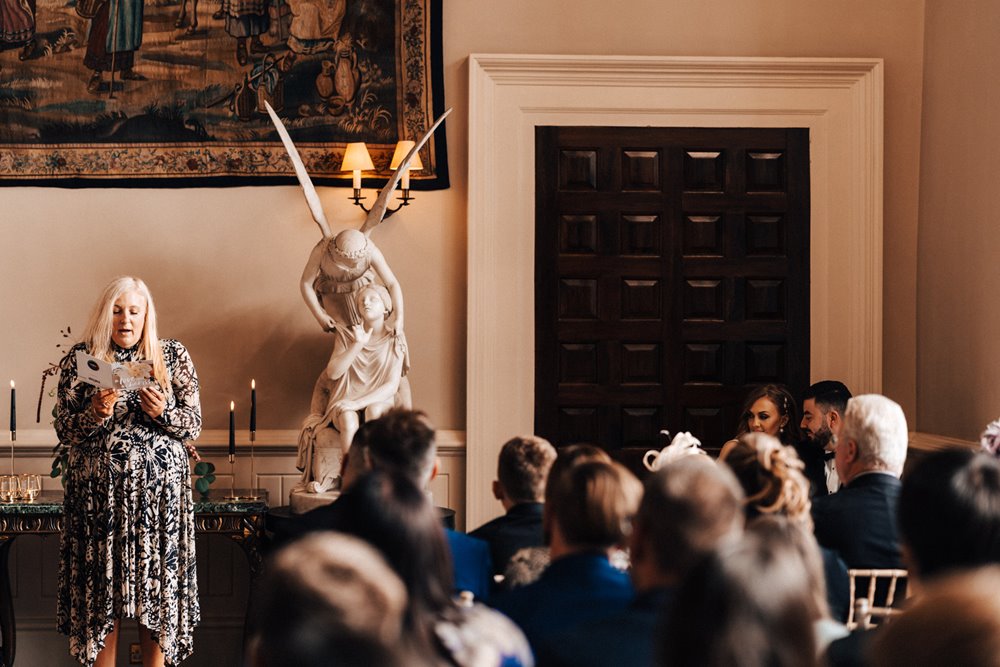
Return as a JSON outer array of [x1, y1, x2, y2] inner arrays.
[[340, 142, 375, 172], [389, 140, 424, 171]]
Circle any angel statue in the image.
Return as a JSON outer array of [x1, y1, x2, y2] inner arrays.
[[264, 102, 450, 499]]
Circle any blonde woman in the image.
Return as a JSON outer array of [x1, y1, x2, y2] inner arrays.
[[55, 276, 202, 667], [719, 433, 851, 624]]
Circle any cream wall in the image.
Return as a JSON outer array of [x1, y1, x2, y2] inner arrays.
[[2, 1, 924, 439], [916, 0, 1000, 439]]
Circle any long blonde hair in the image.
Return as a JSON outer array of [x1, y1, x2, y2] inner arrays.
[[83, 276, 171, 393]]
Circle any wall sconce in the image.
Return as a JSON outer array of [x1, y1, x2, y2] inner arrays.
[[341, 140, 424, 218]]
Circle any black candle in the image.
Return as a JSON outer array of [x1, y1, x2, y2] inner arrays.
[[229, 401, 236, 456], [250, 379, 257, 433], [9, 381, 14, 434]]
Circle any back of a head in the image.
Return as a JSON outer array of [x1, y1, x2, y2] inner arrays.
[[547, 459, 642, 551], [748, 515, 830, 621], [498, 435, 557, 503], [364, 408, 437, 487], [719, 433, 812, 528], [661, 531, 816, 667], [803, 380, 852, 414], [899, 448, 1000, 581], [639, 457, 744, 579], [544, 443, 612, 506], [252, 533, 408, 667], [871, 566, 1000, 667], [840, 394, 908, 475]]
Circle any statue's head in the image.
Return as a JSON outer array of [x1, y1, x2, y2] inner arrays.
[[332, 229, 370, 267], [356, 284, 392, 321]]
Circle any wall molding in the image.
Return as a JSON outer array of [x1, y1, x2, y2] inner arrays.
[[467, 53, 884, 527]]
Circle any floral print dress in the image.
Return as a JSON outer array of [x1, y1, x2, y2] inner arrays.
[[55, 340, 202, 666]]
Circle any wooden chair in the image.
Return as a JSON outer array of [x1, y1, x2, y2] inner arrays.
[[846, 568, 909, 629]]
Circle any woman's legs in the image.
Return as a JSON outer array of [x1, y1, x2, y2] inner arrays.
[[138, 623, 165, 667], [93, 620, 120, 667]]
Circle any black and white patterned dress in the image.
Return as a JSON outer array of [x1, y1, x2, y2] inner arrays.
[[55, 340, 202, 666]]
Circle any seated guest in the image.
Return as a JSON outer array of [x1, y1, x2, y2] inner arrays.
[[750, 516, 850, 654], [541, 456, 745, 667], [493, 458, 641, 653], [335, 470, 533, 667], [825, 445, 1000, 667], [249, 532, 409, 667], [801, 380, 853, 495], [726, 384, 805, 463], [470, 435, 557, 582], [720, 433, 850, 622], [870, 567, 1000, 667], [660, 531, 817, 667], [289, 409, 494, 601], [811, 394, 907, 571], [897, 447, 1000, 583]]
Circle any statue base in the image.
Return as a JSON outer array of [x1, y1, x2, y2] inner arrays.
[[289, 488, 341, 514]]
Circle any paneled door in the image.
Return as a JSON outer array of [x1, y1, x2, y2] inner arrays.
[[535, 127, 810, 453]]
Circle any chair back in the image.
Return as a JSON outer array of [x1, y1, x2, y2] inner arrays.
[[846, 568, 909, 629]]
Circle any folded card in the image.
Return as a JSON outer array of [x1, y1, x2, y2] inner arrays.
[[75, 350, 157, 390]]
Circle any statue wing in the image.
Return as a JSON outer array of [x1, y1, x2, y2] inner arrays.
[[264, 101, 333, 238], [361, 107, 453, 235]]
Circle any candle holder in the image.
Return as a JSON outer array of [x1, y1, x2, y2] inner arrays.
[[224, 454, 243, 501], [244, 431, 260, 501]]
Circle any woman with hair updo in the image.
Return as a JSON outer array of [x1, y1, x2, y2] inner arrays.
[[55, 276, 202, 667], [719, 432, 851, 624]]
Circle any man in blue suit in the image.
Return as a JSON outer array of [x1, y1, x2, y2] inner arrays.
[[811, 394, 908, 570], [492, 458, 642, 653], [539, 456, 746, 667]]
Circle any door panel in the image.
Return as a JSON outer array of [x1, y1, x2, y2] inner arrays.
[[535, 126, 810, 453]]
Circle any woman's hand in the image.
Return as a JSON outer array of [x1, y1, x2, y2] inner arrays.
[[91, 389, 118, 420], [350, 323, 372, 346], [140, 386, 167, 419]]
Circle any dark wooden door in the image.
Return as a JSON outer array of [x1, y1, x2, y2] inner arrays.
[[535, 126, 809, 453]]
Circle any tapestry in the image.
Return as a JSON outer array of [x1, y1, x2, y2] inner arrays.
[[0, 0, 447, 187]]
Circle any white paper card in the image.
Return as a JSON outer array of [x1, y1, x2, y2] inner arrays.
[[75, 350, 157, 390]]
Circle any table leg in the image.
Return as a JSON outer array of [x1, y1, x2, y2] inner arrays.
[[0, 537, 18, 667]]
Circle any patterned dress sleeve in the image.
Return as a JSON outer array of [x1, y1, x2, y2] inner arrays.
[[54, 345, 107, 446], [156, 341, 202, 442]]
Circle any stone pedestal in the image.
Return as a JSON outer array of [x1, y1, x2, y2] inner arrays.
[[289, 488, 340, 514]]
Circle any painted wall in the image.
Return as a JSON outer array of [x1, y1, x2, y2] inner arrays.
[[2, 0, 924, 438], [916, 0, 1000, 439]]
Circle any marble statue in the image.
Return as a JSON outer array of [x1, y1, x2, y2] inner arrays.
[[263, 102, 450, 505], [296, 284, 406, 493]]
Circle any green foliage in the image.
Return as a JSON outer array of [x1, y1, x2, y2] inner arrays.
[[194, 461, 216, 496]]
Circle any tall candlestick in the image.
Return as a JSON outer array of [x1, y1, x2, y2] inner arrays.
[[9, 380, 15, 439], [228, 401, 235, 457], [352, 169, 361, 190], [250, 379, 257, 434]]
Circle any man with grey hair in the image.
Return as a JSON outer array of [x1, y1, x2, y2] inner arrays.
[[811, 394, 908, 569]]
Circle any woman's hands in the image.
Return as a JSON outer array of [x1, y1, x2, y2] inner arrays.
[[91, 389, 118, 420], [140, 386, 167, 419]]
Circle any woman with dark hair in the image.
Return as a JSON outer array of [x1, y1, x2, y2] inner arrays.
[[334, 471, 533, 667], [660, 531, 818, 667], [729, 383, 828, 497]]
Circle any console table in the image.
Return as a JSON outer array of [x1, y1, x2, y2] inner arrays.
[[0, 489, 268, 667]]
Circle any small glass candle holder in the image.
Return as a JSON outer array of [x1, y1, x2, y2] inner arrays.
[[19, 474, 40, 501], [0, 475, 18, 502]]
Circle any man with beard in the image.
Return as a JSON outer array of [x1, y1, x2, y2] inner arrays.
[[800, 380, 852, 496]]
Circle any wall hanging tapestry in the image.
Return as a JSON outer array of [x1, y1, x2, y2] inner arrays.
[[0, 0, 446, 187]]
